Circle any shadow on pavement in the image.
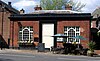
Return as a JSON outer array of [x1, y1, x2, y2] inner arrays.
[[93, 55, 100, 57], [0, 58, 13, 61]]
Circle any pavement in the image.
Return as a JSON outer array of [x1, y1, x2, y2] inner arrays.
[[0, 49, 36, 53], [0, 49, 81, 56], [1, 49, 100, 61], [0, 49, 54, 55], [0, 49, 100, 56]]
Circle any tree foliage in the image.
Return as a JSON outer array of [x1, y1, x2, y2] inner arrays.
[[40, 0, 85, 11]]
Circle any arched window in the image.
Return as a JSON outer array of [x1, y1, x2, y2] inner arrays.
[[19, 26, 33, 43], [23, 29, 29, 41], [64, 26, 80, 43], [68, 29, 75, 42]]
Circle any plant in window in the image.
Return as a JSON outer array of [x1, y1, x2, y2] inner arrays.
[[72, 41, 76, 44]]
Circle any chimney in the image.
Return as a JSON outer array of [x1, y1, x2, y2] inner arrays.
[[8, 2, 12, 7], [65, 4, 72, 10], [34, 5, 42, 11], [19, 9, 25, 14]]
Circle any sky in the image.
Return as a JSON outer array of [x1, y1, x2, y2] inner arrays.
[[1, 0, 100, 13]]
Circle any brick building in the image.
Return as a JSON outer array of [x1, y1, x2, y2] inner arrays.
[[0, 1, 19, 48], [91, 8, 100, 50], [92, 7, 100, 29], [9, 7, 92, 49]]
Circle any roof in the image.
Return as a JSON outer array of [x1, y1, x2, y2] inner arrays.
[[0, 1, 19, 14], [10, 13, 92, 20], [92, 7, 100, 18], [30, 10, 82, 14]]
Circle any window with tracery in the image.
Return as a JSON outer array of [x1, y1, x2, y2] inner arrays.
[[19, 26, 33, 43], [64, 26, 80, 43]]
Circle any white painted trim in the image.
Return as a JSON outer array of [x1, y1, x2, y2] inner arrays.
[[64, 27, 80, 43], [42, 24, 54, 48], [19, 26, 33, 42]]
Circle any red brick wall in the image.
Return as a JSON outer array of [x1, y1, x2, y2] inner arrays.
[[0, 12, 2, 34], [10, 20, 39, 47], [95, 50, 100, 54], [57, 20, 90, 48], [10, 19, 90, 48], [10, 21, 13, 47], [0, 11, 11, 45]]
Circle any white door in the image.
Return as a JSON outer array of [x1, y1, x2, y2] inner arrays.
[[42, 24, 54, 48]]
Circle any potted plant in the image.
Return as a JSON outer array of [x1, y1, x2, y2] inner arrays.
[[87, 41, 95, 57], [97, 30, 100, 36]]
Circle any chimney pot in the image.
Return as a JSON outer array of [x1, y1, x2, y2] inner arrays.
[[34, 5, 42, 11], [8, 2, 11, 7], [65, 4, 72, 10], [20, 9, 25, 14]]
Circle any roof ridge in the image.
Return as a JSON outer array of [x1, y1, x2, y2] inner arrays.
[[0, 0, 19, 14]]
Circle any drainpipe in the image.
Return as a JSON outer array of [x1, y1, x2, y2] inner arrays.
[[12, 21, 14, 49]]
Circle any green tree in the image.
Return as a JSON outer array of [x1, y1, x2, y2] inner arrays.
[[40, 0, 85, 11]]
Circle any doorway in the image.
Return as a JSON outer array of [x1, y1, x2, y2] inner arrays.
[[42, 24, 54, 49]]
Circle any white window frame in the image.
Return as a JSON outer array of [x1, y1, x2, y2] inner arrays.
[[64, 26, 80, 44], [19, 26, 33, 43]]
